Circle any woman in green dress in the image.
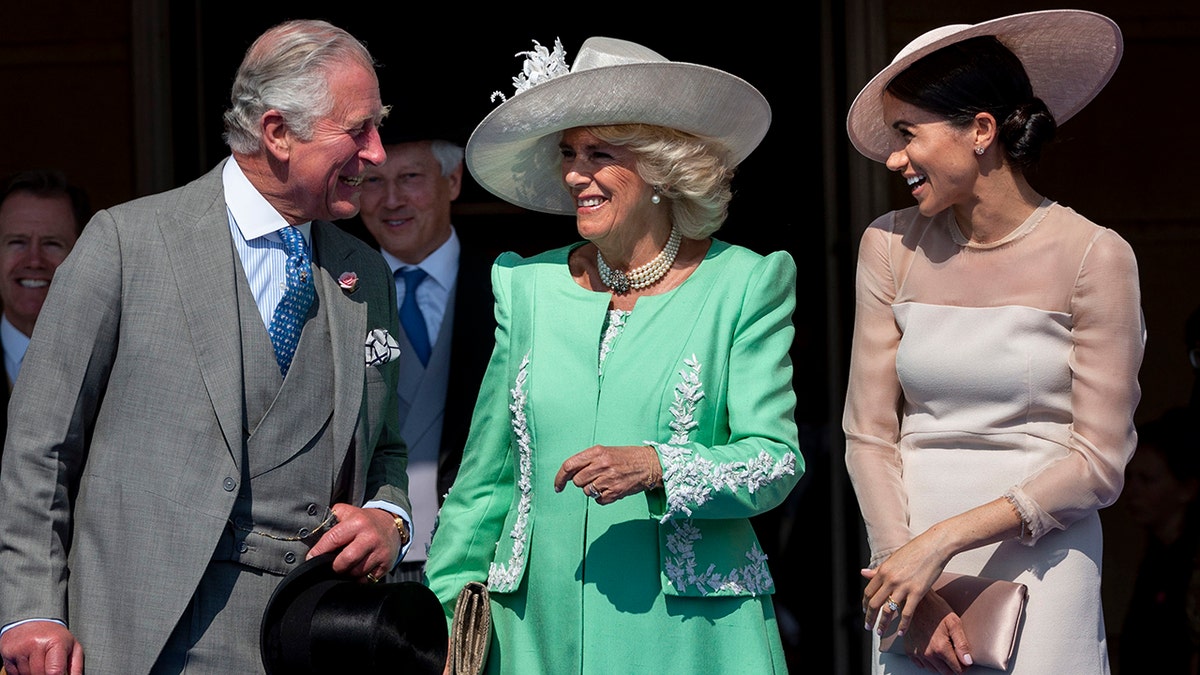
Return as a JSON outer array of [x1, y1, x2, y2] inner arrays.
[[425, 36, 801, 674]]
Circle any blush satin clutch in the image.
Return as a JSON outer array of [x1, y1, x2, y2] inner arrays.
[[879, 572, 1028, 670], [450, 581, 491, 675]]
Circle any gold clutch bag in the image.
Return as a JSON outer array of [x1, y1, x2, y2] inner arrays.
[[450, 581, 492, 675], [880, 572, 1028, 670]]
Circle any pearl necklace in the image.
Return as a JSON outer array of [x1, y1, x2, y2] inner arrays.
[[596, 226, 681, 294]]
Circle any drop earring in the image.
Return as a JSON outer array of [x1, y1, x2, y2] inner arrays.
[[651, 186, 662, 204]]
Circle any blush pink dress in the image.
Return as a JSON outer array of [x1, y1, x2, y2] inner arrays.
[[843, 200, 1144, 673]]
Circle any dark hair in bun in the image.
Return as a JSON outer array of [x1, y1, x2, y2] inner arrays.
[[887, 36, 1056, 171]]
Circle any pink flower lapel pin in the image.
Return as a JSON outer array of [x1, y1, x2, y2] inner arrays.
[[338, 271, 359, 293]]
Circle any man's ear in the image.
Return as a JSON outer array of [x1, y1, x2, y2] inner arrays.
[[262, 110, 291, 162], [447, 162, 464, 202]]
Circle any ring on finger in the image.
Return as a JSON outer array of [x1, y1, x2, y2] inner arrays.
[[885, 596, 900, 612], [366, 572, 380, 583], [586, 482, 601, 499]]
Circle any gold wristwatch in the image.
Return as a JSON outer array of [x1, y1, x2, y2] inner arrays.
[[392, 514, 410, 547]]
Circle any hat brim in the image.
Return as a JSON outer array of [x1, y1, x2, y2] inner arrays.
[[846, 10, 1122, 163], [260, 553, 447, 675], [466, 60, 771, 215], [261, 553, 343, 675]]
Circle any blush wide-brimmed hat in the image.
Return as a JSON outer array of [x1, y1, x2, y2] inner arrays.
[[465, 36, 772, 215], [846, 9, 1123, 163], [260, 553, 447, 675]]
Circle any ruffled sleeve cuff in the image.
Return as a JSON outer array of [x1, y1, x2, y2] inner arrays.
[[1004, 488, 1064, 545]]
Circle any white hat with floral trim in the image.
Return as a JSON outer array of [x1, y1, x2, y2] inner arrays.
[[847, 9, 1123, 163], [465, 36, 771, 215]]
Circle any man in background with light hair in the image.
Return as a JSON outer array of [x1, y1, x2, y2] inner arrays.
[[353, 114, 495, 581]]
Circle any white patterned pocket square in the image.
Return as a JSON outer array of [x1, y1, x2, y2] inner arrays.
[[365, 328, 401, 367]]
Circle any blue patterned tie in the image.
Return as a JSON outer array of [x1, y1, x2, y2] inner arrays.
[[269, 226, 315, 376], [397, 267, 431, 366]]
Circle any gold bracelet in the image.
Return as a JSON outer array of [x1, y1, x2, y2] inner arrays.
[[644, 448, 662, 490], [392, 514, 410, 547]]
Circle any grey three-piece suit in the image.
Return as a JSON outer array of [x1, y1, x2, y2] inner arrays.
[[0, 160, 409, 674]]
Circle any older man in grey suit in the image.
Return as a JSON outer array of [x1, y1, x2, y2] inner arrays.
[[0, 20, 412, 675]]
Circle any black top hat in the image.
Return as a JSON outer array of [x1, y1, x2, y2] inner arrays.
[[260, 553, 447, 675]]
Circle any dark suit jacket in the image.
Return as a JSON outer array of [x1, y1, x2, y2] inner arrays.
[[437, 236, 497, 498]]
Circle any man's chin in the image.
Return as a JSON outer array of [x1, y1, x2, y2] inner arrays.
[[328, 201, 362, 221]]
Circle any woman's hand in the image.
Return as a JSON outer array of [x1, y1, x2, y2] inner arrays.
[[900, 589, 973, 674], [862, 527, 952, 637], [554, 445, 662, 505]]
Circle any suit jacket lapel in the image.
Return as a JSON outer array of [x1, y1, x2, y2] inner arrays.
[[158, 162, 243, 468], [311, 221, 367, 479]]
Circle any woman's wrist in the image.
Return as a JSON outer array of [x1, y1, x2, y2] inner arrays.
[[642, 446, 663, 490]]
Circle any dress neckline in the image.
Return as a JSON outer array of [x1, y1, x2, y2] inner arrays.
[[948, 199, 1053, 250]]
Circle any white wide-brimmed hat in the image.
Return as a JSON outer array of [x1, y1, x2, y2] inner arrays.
[[465, 36, 772, 215], [846, 9, 1122, 163]]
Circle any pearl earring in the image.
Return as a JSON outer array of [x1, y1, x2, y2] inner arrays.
[[651, 186, 662, 205]]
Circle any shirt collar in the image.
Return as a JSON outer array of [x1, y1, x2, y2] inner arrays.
[[379, 227, 460, 290], [1, 313, 30, 361], [222, 157, 311, 244]]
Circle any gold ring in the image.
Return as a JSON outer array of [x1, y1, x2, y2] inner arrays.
[[366, 572, 380, 583], [885, 597, 900, 612]]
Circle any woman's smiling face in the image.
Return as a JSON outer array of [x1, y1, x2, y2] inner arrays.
[[559, 127, 656, 248], [882, 93, 980, 217]]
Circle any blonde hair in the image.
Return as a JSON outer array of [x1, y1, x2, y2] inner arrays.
[[584, 124, 735, 239]]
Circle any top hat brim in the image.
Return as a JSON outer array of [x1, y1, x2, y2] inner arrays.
[[260, 553, 447, 675]]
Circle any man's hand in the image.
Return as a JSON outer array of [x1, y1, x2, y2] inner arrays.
[[0, 621, 84, 675], [307, 504, 401, 581]]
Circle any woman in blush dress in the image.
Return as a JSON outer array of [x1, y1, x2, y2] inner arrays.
[[842, 10, 1144, 674]]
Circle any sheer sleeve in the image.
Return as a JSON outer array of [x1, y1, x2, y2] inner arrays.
[[842, 214, 913, 566], [1004, 229, 1145, 543]]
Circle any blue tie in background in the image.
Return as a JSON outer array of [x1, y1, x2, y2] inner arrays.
[[269, 226, 315, 376], [398, 267, 431, 366]]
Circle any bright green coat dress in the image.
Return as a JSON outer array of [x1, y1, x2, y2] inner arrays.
[[426, 240, 801, 674]]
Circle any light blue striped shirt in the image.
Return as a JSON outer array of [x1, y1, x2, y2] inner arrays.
[[222, 158, 311, 328]]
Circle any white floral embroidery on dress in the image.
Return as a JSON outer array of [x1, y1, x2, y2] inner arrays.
[[665, 522, 775, 596], [598, 309, 630, 375], [650, 354, 796, 596], [488, 352, 534, 591]]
